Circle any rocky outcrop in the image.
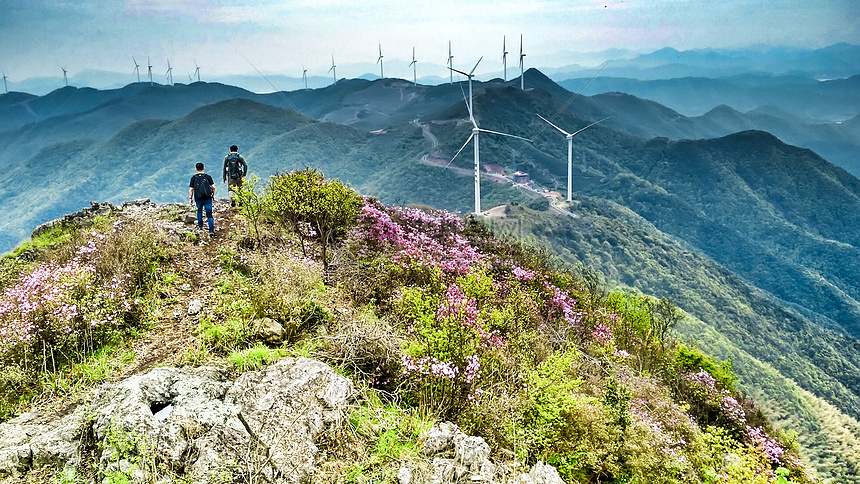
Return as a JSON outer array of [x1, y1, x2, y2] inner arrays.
[[0, 358, 354, 483], [400, 422, 565, 484]]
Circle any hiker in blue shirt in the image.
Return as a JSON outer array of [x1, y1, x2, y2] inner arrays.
[[189, 162, 216, 236]]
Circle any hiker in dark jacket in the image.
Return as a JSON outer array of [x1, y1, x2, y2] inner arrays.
[[189, 162, 216, 236], [223, 145, 248, 207]]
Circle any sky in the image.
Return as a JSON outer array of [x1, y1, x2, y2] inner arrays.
[[1, 0, 859, 83]]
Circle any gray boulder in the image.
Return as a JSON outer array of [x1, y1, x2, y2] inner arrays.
[[255, 317, 286, 345], [0, 358, 354, 483]]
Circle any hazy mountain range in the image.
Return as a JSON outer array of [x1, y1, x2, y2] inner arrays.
[[2, 53, 860, 480], [6, 43, 859, 96]]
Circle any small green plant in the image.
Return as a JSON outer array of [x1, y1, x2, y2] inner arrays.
[[52, 466, 82, 484], [199, 315, 251, 353], [228, 343, 285, 372]]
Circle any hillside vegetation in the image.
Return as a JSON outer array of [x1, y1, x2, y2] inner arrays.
[[1, 74, 859, 481], [0, 169, 815, 483]]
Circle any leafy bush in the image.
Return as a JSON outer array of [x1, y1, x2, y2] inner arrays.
[[264, 167, 363, 270]]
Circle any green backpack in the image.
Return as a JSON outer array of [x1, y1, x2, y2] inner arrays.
[[226, 153, 244, 179]]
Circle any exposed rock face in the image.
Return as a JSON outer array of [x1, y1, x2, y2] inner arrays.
[[0, 358, 354, 483], [401, 422, 564, 484]]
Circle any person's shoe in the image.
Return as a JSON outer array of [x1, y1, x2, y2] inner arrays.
[[209, 231, 216, 237]]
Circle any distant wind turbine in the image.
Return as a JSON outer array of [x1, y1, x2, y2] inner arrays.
[[502, 36, 509, 82], [536, 113, 609, 202], [61, 67, 68, 87], [302, 65, 308, 90], [165, 59, 173, 86], [447, 41, 454, 84], [193, 61, 200, 82], [377, 43, 384, 78], [132, 57, 140, 83], [447, 57, 531, 214], [2, 73, 8, 94], [519, 34, 526, 90], [409, 47, 417, 85], [147, 57, 153, 86], [329, 55, 337, 85]]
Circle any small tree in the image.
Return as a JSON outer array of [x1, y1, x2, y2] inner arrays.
[[235, 174, 265, 248], [265, 168, 363, 272], [652, 297, 684, 343]]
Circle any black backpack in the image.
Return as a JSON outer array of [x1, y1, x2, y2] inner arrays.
[[193, 174, 213, 200], [226, 153, 244, 179]]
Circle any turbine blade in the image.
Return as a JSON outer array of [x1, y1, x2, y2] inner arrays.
[[569, 117, 611, 137], [444, 133, 475, 169], [478, 129, 531, 142], [536, 113, 570, 136], [469, 57, 483, 76], [448, 66, 470, 77]]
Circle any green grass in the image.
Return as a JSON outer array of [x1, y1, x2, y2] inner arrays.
[[227, 343, 286, 372], [4, 225, 73, 258]]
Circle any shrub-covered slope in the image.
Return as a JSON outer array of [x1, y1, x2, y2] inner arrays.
[[0, 171, 816, 483]]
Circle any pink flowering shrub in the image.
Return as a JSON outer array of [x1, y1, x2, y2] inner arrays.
[[348, 200, 482, 279], [0, 222, 169, 370], [394, 273, 509, 416], [332, 196, 812, 483], [0, 219, 174, 373]]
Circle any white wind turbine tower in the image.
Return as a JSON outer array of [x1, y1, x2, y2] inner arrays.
[[147, 57, 153, 86], [377, 43, 384, 78], [329, 55, 337, 85], [165, 59, 174, 86], [502, 36, 509, 81], [302, 65, 308, 90], [193, 61, 201, 82], [132, 57, 141, 83], [61, 67, 68, 87], [447, 58, 531, 215], [536, 114, 609, 202], [447, 41, 454, 84], [518, 34, 525, 90], [409, 47, 417, 85], [2, 73, 8, 94]]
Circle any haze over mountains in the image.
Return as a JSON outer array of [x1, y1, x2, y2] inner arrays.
[[2, 43, 860, 481]]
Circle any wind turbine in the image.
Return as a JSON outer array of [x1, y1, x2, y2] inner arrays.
[[61, 67, 68, 87], [377, 43, 384, 78], [409, 47, 417, 85], [519, 34, 526, 90], [165, 59, 173, 86], [502, 36, 508, 82], [329, 55, 337, 85], [147, 57, 153, 86], [302, 65, 308, 90], [2, 73, 8, 94], [536, 114, 609, 202], [132, 57, 140, 83], [448, 58, 531, 214], [447, 41, 454, 84], [193, 61, 200, 82]]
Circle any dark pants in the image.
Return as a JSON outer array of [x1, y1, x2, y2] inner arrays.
[[196, 198, 214, 232]]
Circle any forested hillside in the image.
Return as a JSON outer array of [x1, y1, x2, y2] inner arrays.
[[1, 72, 859, 481]]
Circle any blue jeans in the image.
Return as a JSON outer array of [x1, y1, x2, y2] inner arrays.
[[196, 198, 214, 232]]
